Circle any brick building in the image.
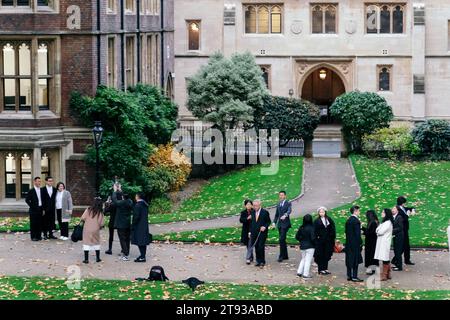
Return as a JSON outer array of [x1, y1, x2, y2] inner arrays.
[[0, 0, 174, 213]]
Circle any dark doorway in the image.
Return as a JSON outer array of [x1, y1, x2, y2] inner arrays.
[[301, 67, 346, 124]]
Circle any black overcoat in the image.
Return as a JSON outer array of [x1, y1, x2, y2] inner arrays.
[[363, 220, 379, 267], [131, 200, 151, 246], [313, 217, 336, 263], [345, 215, 363, 268], [239, 209, 253, 245]]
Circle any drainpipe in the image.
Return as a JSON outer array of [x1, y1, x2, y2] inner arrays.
[[97, 0, 101, 86], [160, 0, 165, 89], [120, 0, 125, 90], [137, 0, 141, 82]]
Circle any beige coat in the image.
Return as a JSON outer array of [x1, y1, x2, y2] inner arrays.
[[81, 208, 104, 246], [374, 220, 393, 262]]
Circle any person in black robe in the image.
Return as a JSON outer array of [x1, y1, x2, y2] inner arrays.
[[345, 205, 363, 282], [239, 199, 254, 264], [104, 193, 117, 255], [131, 192, 151, 263], [249, 200, 271, 267], [391, 206, 404, 271], [396, 196, 415, 265], [41, 176, 57, 239], [26, 177, 43, 241], [313, 207, 336, 275], [362, 210, 379, 274]]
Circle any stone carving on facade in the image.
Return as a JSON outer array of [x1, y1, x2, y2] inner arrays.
[[339, 63, 350, 75], [298, 63, 310, 75], [290, 20, 303, 34]]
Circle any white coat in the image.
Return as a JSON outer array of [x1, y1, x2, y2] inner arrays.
[[374, 220, 393, 262]]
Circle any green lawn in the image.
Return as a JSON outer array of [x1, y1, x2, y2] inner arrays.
[[150, 157, 303, 224], [0, 276, 448, 300], [155, 155, 450, 248]]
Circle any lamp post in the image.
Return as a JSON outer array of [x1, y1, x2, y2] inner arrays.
[[92, 121, 104, 197]]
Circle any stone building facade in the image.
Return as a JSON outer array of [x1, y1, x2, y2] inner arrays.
[[0, 0, 174, 213], [174, 0, 450, 126]]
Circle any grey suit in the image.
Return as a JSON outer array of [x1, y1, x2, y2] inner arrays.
[[274, 200, 292, 260]]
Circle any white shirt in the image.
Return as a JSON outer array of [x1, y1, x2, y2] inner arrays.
[[280, 200, 285, 207], [46, 185, 53, 197], [34, 186, 42, 207], [56, 191, 63, 210], [321, 217, 330, 227]]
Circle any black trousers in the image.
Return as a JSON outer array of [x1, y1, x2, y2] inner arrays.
[[347, 265, 359, 279], [56, 209, 69, 237], [42, 209, 55, 236], [138, 245, 147, 258], [107, 227, 115, 250], [29, 210, 43, 240], [278, 227, 289, 259], [403, 231, 411, 263], [117, 228, 131, 256], [253, 233, 267, 264], [317, 259, 329, 272], [392, 235, 404, 269]]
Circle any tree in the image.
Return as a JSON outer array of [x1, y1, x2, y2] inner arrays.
[[187, 52, 268, 134], [70, 84, 178, 197], [254, 95, 320, 146], [330, 91, 394, 152]]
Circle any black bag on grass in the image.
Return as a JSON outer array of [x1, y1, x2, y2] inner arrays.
[[148, 266, 169, 281]]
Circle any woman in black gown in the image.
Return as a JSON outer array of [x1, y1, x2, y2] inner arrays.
[[239, 199, 254, 264], [313, 207, 336, 275], [362, 210, 379, 274]]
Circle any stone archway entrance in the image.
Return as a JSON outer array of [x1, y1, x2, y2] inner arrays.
[[301, 67, 346, 124]]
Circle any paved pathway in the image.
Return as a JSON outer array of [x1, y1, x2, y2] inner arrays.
[[1, 232, 449, 291], [151, 158, 360, 235]]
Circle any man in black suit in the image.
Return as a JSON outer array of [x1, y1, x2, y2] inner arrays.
[[25, 177, 43, 241], [392, 206, 404, 271], [273, 191, 292, 262], [41, 176, 57, 239], [345, 205, 364, 282], [396, 196, 415, 265], [250, 200, 271, 267]]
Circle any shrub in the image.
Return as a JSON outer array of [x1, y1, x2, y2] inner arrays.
[[148, 197, 173, 215], [253, 96, 321, 144], [70, 85, 178, 198], [330, 91, 394, 152], [147, 144, 192, 197], [362, 126, 420, 158], [412, 119, 450, 158]]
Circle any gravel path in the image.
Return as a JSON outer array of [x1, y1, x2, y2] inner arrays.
[[151, 158, 360, 235], [2, 231, 449, 291]]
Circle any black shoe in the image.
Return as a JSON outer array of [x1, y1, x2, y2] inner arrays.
[[351, 278, 364, 282], [347, 277, 352, 281], [105, 250, 112, 255], [277, 258, 283, 263], [246, 260, 251, 265], [48, 235, 57, 240], [31, 238, 39, 242], [297, 273, 303, 278], [134, 257, 146, 263], [392, 267, 403, 271], [255, 263, 261, 267], [83, 260, 89, 264], [96, 258, 102, 263], [405, 261, 415, 265]]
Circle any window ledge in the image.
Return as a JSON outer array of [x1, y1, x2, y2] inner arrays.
[[364, 33, 408, 37], [0, 111, 34, 120], [242, 34, 285, 37], [310, 33, 339, 36]]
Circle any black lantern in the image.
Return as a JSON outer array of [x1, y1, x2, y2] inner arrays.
[[92, 121, 103, 196], [93, 121, 104, 147]]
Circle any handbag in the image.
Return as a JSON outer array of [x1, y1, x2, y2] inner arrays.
[[71, 222, 84, 242], [334, 240, 344, 253]]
